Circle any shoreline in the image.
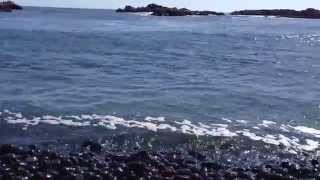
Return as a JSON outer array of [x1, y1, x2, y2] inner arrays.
[[0, 140, 319, 179]]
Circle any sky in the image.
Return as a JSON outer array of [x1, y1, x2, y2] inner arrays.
[[15, 0, 320, 12]]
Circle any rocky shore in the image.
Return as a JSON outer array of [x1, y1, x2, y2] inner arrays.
[[231, 8, 320, 19], [0, 141, 319, 180], [0, 1, 22, 12], [116, 4, 224, 16]]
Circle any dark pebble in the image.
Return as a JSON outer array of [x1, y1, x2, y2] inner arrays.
[[188, 151, 206, 161], [0, 144, 22, 155], [127, 161, 147, 177], [174, 175, 191, 180], [82, 140, 102, 153], [176, 168, 192, 176], [129, 151, 152, 162], [311, 159, 319, 167], [201, 162, 223, 170]]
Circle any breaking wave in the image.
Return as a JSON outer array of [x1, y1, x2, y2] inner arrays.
[[1, 110, 319, 153], [129, 12, 153, 16], [279, 34, 320, 46]]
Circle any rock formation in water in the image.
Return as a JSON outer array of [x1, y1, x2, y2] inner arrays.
[[231, 8, 320, 19], [116, 4, 225, 16], [0, 1, 22, 12]]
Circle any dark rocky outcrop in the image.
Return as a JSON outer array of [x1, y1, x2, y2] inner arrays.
[[231, 8, 320, 19], [0, 1, 22, 12], [116, 4, 224, 16]]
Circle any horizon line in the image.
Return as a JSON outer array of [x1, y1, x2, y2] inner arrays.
[[18, 4, 316, 12]]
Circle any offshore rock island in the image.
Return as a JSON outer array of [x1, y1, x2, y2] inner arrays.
[[116, 4, 225, 16], [117, 4, 320, 19], [0, 1, 22, 12], [231, 8, 320, 19]]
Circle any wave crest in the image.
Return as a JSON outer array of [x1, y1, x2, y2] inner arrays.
[[1, 110, 320, 152]]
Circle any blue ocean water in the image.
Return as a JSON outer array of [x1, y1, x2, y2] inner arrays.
[[0, 7, 320, 151]]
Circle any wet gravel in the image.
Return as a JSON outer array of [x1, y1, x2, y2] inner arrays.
[[0, 141, 319, 180]]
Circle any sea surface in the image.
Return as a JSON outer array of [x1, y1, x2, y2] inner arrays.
[[0, 7, 320, 154]]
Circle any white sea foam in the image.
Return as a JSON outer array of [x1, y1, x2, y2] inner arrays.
[[302, 139, 319, 151], [130, 12, 153, 16], [237, 130, 262, 141], [1, 111, 320, 152], [291, 126, 320, 138], [235, 120, 248, 124], [258, 120, 277, 127], [221, 117, 232, 123], [280, 34, 320, 45], [280, 124, 290, 132], [210, 124, 228, 128], [145, 116, 165, 122], [232, 15, 265, 18]]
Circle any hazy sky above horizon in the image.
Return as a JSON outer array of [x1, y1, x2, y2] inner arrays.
[[15, 0, 320, 12]]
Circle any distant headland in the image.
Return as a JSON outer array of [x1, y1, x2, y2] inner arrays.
[[231, 8, 320, 19], [116, 4, 225, 16], [116, 4, 320, 19], [0, 1, 22, 12]]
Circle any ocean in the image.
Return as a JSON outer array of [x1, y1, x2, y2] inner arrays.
[[0, 7, 320, 157]]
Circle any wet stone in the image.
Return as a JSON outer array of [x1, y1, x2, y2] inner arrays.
[[129, 151, 152, 162], [0, 143, 318, 179], [191, 173, 202, 180], [161, 166, 176, 177], [109, 154, 129, 162], [174, 175, 191, 180], [0, 144, 22, 155], [188, 151, 206, 161], [0, 153, 18, 164], [281, 161, 290, 169], [82, 141, 102, 153], [127, 161, 147, 177], [311, 159, 319, 167], [176, 168, 192, 176], [201, 162, 223, 170]]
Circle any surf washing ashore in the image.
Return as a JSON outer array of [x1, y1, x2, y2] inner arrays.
[[1, 111, 320, 179], [1, 2, 320, 180]]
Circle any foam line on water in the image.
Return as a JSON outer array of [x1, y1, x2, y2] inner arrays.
[[1, 110, 320, 152]]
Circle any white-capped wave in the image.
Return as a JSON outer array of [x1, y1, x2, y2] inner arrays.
[[279, 34, 320, 45], [130, 12, 153, 16], [291, 126, 320, 138], [1, 110, 320, 152]]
